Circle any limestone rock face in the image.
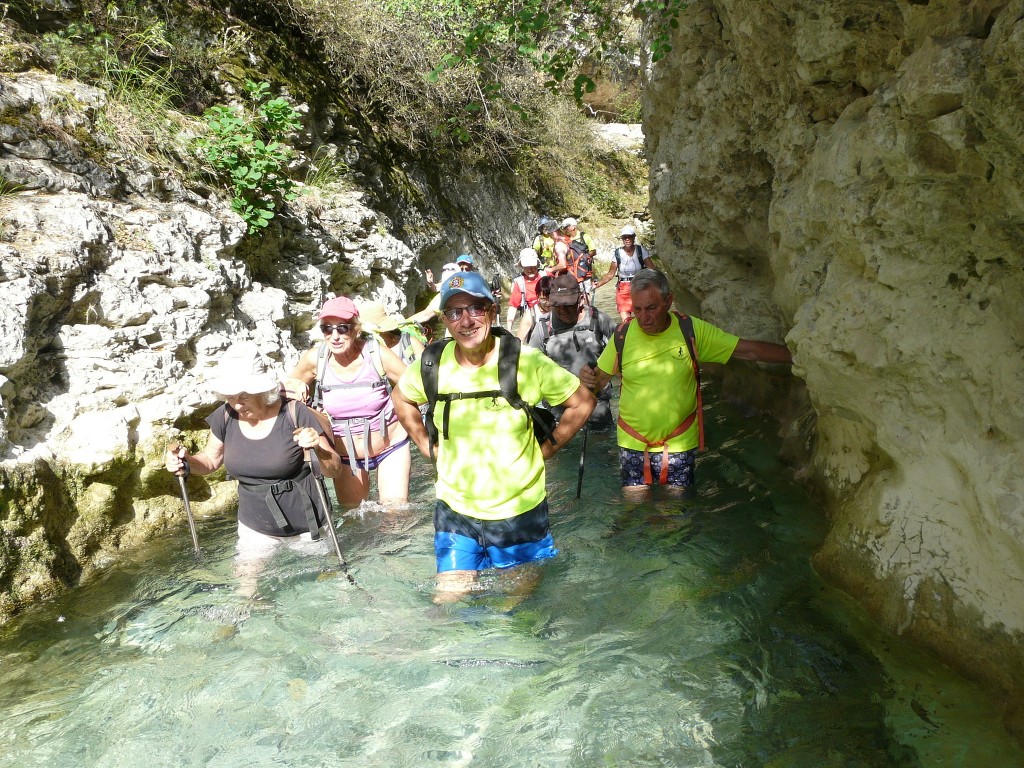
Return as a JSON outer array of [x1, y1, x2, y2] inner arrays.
[[645, 0, 1024, 722]]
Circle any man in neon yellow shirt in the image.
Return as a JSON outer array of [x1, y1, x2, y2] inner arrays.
[[580, 269, 792, 499], [393, 271, 595, 598]]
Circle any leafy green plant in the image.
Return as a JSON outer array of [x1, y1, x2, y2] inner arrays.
[[428, 0, 686, 107], [193, 81, 302, 231]]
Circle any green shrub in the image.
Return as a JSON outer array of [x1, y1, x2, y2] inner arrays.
[[193, 81, 302, 231]]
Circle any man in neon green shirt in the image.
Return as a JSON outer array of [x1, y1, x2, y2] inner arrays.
[[393, 271, 595, 598], [581, 269, 792, 499]]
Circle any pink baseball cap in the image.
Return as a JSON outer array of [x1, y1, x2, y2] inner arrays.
[[319, 296, 359, 320]]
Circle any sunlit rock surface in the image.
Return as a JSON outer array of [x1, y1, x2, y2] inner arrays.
[[645, 0, 1024, 729]]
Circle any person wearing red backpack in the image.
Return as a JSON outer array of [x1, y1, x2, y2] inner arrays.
[[579, 269, 792, 499], [505, 247, 543, 334], [560, 217, 597, 301]]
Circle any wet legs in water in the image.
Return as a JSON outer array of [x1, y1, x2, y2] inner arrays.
[[434, 565, 543, 610]]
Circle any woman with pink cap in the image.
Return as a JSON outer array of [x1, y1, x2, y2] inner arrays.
[[285, 296, 411, 508]]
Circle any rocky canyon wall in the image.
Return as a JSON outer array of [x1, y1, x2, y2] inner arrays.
[[645, 0, 1024, 728]]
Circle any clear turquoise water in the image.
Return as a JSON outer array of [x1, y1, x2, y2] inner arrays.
[[0, 386, 1021, 767]]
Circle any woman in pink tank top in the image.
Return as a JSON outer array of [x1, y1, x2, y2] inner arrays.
[[284, 296, 411, 509]]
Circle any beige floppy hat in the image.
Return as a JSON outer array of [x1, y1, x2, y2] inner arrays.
[[356, 300, 389, 331]]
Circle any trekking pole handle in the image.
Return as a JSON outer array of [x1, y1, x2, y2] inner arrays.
[[166, 441, 190, 479], [585, 358, 599, 393]]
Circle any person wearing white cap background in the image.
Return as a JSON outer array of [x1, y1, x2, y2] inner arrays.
[[165, 340, 345, 588], [505, 247, 543, 333], [594, 225, 656, 321]]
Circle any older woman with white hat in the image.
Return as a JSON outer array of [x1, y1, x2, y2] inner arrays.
[[165, 340, 344, 575], [284, 296, 411, 509]]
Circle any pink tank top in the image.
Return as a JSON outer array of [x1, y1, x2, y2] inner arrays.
[[320, 344, 394, 436]]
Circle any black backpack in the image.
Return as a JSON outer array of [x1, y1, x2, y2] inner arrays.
[[419, 327, 556, 462]]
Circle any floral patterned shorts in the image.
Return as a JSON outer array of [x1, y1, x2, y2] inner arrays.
[[619, 447, 696, 487]]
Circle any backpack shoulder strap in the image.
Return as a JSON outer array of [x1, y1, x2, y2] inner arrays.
[[366, 335, 391, 392], [492, 327, 524, 409], [492, 327, 556, 445], [673, 311, 705, 450], [285, 399, 299, 431], [420, 337, 453, 460], [311, 342, 331, 409], [613, 318, 633, 374]]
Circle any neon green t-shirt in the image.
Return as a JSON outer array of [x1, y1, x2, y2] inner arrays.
[[399, 336, 580, 520], [597, 314, 739, 452], [532, 234, 556, 269]]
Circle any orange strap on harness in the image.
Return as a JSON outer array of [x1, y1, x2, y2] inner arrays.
[[617, 410, 698, 485]]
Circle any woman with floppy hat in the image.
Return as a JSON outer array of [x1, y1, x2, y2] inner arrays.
[[364, 308, 425, 365], [165, 341, 345, 584], [284, 296, 411, 509]]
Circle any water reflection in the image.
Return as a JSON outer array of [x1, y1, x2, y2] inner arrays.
[[0, 389, 1020, 767]]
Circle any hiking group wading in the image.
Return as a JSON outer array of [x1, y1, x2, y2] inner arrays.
[[166, 220, 793, 599]]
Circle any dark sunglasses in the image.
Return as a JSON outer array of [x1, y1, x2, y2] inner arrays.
[[320, 322, 352, 335], [441, 304, 490, 322]]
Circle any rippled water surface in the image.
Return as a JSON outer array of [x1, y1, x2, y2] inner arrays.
[[1, 387, 1021, 767]]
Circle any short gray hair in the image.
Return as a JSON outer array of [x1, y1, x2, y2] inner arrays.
[[630, 268, 671, 299]]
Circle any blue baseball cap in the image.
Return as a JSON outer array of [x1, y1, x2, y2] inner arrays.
[[455, 253, 474, 265], [440, 271, 495, 308]]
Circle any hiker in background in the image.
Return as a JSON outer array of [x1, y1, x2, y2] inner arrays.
[[594, 225, 656, 321], [530, 274, 617, 428], [410, 262, 460, 326], [532, 216, 559, 272], [456, 253, 504, 315], [580, 269, 792, 499], [560, 217, 597, 302], [165, 340, 345, 593], [516, 274, 553, 343], [357, 299, 425, 365], [548, 228, 570, 276], [284, 296, 411, 509], [392, 271, 595, 601], [505, 247, 543, 336]]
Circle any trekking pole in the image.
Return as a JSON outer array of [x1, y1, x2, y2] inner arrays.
[[301, 443, 358, 588], [168, 442, 200, 554], [576, 358, 598, 499]]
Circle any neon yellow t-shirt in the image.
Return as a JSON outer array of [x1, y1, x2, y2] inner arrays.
[[532, 234, 556, 269], [597, 314, 739, 452], [399, 336, 580, 520]]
